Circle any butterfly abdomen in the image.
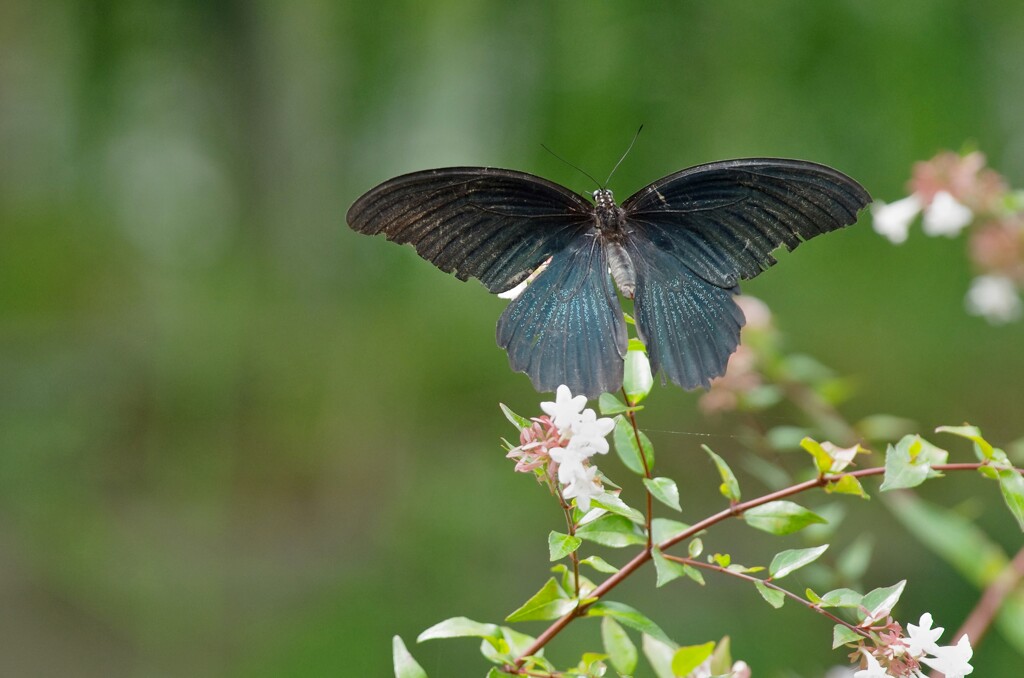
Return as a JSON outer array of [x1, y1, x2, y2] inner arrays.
[[605, 241, 636, 299]]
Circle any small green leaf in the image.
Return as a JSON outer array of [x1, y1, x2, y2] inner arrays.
[[613, 416, 655, 475], [801, 437, 834, 475], [586, 601, 673, 644], [703, 445, 741, 502], [601, 617, 638, 674], [806, 588, 822, 604], [548, 531, 582, 561], [688, 538, 703, 558], [505, 578, 576, 622], [598, 393, 631, 415], [499, 403, 532, 431], [754, 581, 785, 608], [624, 348, 654, 403], [880, 435, 948, 491], [709, 635, 733, 675], [826, 474, 869, 498], [590, 493, 645, 524], [580, 556, 620, 574], [393, 636, 428, 678], [712, 553, 731, 568], [641, 634, 678, 678], [860, 580, 906, 624], [769, 544, 829, 580], [937, 424, 995, 460], [683, 564, 705, 585], [651, 547, 687, 587], [576, 514, 646, 548], [643, 476, 681, 511], [417, 617, 500, 642], [997, 467, 1024, 531], [671, 642, 715, 676], [743, 501, 827, 535], [833, 624, 862, 649], [499, 626, 537, 658]]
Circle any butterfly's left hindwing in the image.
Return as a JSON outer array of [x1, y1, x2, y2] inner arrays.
[[496, 237, 627, 398]]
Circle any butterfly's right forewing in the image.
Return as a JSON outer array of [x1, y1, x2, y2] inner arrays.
[[346, 168, 594, 293]]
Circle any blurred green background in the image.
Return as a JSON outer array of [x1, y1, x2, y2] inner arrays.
[[2, 1, 1023, 676]]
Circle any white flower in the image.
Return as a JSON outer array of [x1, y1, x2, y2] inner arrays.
[[923, 191, 973, 237], [549, 445, 589, 483], [561, 464, 602, 512], [540, 385, 588, 433], [853, 650, 889, 678], [920, 635, 973, 678], [567, 409, 615, 455], [905, 612, 944, 657], [965, 275, 1023, 324], [871, 195, 922, 244]]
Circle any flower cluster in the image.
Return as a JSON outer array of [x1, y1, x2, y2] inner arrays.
[[853, 613, 973, 678], [872, 149, 1024, 323], [506, 385, 615, 512]]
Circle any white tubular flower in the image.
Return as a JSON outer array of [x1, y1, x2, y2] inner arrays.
[[540, 385, 588, 433], [549, 445, 588, 484], [965, 275, 1023, 324], [923, 191, 973, 237], [853, 650, 888, 678], [561, 464, 602, 512], [920, 635, 973, 678], [871, 195, 922, 244], [567, 408, 615, 455], [905, 612, 944, 657]]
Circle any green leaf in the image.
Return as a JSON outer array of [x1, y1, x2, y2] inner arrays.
[[499, 403, 531, 431], [801, 437, 834, 474], [997, 467, 1024, 531], [880, 435, 948, 491], [712, 553, 731, 568], [703, 445, 741, 502], [709, 635, 733, 675], [601, 617, 638, 674], [417, 617, 500, 642], [499, 626, 537, 658], [819, 588, 864, 608], [651, 518, 691, 544], [505, 578, 576, 622], [624, 348, 654, 404], [860, 580, 905, 624], [548, 531, 582, 561], [641, 634, 678, 678], [590, 492, 645, 524], [586, 601, 672, 644], [643, 476, 681, 511], [832, 624, 862, 649], [580, 556, 619, 574], [598, 393, 631, 415], [576, 514, 646, 548], [826, 474, 869, 498], [770, 544, 830, 579], [754, 581, 785, 608], [651, 546, 686, 587], [683, 564, 705, 586], [937, 424, 994, 460], [392, 636, 429, 678], [671, 642, 715, 676], [688, 538, 704, 558], [743, 500, 827, 535], [613, 416, 655, 475]]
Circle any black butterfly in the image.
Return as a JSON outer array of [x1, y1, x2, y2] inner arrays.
[[347, 158, 870, 397]]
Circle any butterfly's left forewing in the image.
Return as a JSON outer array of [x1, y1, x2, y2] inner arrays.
[[497, 236, 627, 397], [347, 167, 594, 293]]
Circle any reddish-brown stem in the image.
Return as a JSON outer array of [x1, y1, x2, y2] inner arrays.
[[662, 554, 870, 637], [511, 462, 1009, 669], [622, 387, 654, 548], [951, 544, 1024, 647]]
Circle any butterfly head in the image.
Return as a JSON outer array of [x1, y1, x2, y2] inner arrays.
[[593, 188, 616, 210]]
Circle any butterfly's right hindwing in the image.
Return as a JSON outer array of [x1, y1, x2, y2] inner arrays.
[[496, 237, 627, 398], [347, 168, 594, 293]]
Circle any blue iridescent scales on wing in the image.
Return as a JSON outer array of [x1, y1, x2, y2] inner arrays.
[[347, 158, 870, 397]]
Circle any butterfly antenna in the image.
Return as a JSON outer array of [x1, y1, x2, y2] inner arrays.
[[604, 124, 644, 186], [540, 143, 603, 191]]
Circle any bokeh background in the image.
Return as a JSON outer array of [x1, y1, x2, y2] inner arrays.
[[2, 1, 1024, 676]]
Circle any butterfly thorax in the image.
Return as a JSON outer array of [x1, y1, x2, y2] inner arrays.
[[592, 189, 626, 235], [591, 189, 635, 297]]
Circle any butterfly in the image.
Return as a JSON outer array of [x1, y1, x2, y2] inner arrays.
[[347, 158, 870, 397]]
